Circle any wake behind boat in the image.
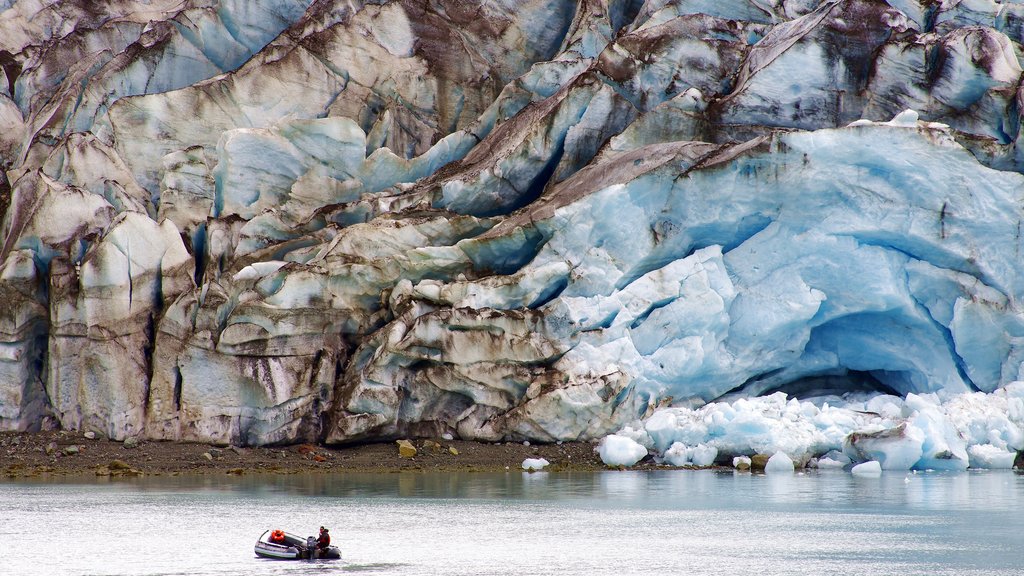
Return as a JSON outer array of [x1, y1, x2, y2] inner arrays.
[[254, 529, 341, 560]]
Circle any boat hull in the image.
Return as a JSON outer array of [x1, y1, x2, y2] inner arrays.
[[254, 541, 301, 559], [254, 530, 341, 560]]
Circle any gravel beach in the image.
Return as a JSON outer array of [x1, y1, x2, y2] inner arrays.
[[0, 431, 616, 479]]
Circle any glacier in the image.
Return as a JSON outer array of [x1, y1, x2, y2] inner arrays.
[[0, 0, 1023, 470]]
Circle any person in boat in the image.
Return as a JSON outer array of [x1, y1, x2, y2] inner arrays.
[[316, 526, 331, 553], [269, 529, 287, 544]]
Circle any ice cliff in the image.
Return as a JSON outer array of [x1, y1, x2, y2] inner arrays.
[[2, 0, 1024, 465]]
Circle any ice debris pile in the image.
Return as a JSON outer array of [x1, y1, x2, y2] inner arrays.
[[599, 386, 1024, 471], [3, 1, 1024, 448]]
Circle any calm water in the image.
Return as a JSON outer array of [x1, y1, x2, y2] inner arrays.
[[1, 469, 1021, 575]]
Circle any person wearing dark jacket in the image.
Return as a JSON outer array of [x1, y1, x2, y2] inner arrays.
[[316, 526, 330, 554]]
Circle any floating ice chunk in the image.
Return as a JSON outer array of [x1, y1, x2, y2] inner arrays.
[[967, 444, 1017, 469], [851, 460, 882, 476], [764, 452, 795, 473], [599, 435, 648, 466], [733, 456, 751, 470], [522, 458, 550, 471]]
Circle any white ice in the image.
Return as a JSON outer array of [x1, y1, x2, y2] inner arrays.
[[662, 441, 718, 467], [851, 461, 883, 476], [765, 452, 795, 473], [522, 458, 550, 471], [598, 434, 648, 466], [600, 384, 1024, 472]]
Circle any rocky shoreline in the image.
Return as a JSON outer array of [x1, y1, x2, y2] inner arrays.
[[6, 430, 1021, 481], [0, 431, 632, 479]]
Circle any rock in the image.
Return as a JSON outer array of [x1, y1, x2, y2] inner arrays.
[[83, 431, 96, 440], [108, 459, 132, 471], [63, 445, 79, 455], [448, 446, 459, 456], [733, 456, 751, 471], [122, 437, 140, 449], [422, 440, 442, 453], [202, 452, 213, 461], [750, 454, 772, 471], [44, 442, 56, 455], [226, 468, 244, 475], [396, 439, 417, 458]]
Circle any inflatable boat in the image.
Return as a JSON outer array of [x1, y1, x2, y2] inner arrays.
[[254, 529, 341, 560]]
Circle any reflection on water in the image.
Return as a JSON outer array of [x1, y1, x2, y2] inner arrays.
[[3, 469, 1023, 576], [19, 467, 1024, 512]]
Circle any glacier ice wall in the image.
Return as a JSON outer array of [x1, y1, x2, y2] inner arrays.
[[2, 0, 1024, 448]]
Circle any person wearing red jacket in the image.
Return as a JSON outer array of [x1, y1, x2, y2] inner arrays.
[[316, 526, 330, 554]]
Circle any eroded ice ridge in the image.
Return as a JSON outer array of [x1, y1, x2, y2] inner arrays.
[[2, 0, 1024, 451]]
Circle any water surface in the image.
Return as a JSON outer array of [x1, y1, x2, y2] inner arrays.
[[1, 469, 1020, 575]]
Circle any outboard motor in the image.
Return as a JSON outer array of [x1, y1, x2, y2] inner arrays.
[[306, 536, 317, 560]]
